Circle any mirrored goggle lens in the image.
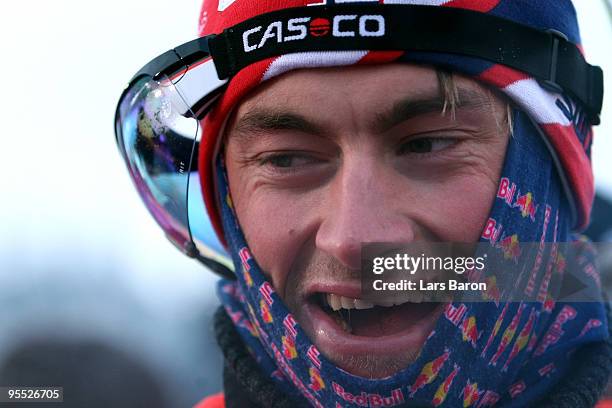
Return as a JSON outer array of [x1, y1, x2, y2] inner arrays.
[[115, 74, 231, 270]]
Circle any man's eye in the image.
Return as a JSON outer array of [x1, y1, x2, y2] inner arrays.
[[398, 137, 457, 155], [259, 153, 319, 169]]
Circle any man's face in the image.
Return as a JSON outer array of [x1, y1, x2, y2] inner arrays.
[[224, 64, 510, 378]]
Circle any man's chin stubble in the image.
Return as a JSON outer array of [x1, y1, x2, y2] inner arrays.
[[328, 348, 421, 379]]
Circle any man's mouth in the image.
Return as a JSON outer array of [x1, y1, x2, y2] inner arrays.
[[317, 292, 445, 337], [298, 285, 449, 377]]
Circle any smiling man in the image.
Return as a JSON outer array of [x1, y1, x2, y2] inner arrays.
[[115, 0, 612, 407], [222, 65, 510, 379]]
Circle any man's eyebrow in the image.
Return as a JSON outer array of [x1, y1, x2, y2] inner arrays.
[[372, 88, 492, 133], [229, 109, 326, 142]]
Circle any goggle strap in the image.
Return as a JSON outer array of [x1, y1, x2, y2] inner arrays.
[[170, 57, 228, 118], [208, 4, 602, 125]]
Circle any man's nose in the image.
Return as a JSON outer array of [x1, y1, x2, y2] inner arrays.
[[315, 156, 417, 270]]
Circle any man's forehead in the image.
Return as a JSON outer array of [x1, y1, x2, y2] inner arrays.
[[226, 71, 496, 142], [235, 64, 487, 105]]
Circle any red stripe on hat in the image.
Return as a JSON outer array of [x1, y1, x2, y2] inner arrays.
[[200, 0, 305, 36], [478, 64, 530, 89], [443, 0, 500, 12], [357, 51, 404, 64], [540, 123, 594, 230], [199, 57, 277, 245]]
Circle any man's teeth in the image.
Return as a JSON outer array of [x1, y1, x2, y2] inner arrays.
[[324, 292, 439, 311]]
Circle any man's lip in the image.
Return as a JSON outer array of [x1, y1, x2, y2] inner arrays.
[[301, 298, 447, 357], [302, 282, 362, 300]]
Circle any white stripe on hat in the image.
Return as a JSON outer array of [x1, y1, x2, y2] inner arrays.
[[262, 51, 368, 82], [502, 78, 571, 126], [262, 50, 571, 128]]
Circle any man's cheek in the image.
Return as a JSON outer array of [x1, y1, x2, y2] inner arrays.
[[411, 174, 497, 242], [240, 201, 308, 294], [445, 178, 499, 241]]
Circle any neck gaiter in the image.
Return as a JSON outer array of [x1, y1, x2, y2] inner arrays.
[[215, 107, 608, 407]]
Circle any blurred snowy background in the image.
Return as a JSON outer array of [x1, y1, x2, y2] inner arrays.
[[0, 1, 610, 407]]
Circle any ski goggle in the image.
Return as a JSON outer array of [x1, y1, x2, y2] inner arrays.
[[114, 3, 604, 278], [114, 38, 233, 277]]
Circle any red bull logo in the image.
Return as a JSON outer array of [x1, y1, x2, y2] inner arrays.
[[481, 303, 509, 357], [497, 177, 516, 206], [239, 247, 252, 272], [309, 367, 325, 392], [525, 205, 552, 296], [248, 304, 269, 341], [270, 343, 324, 408], [239, 247, 254, 286], [481, 218, 503, 245], [409, 349, 450, 397], [432, 364, 460, 407], [534, 305, 577, 356], [284, 314, 298, 339], [282, 335, 297, 359], [502, 308, 536, 371], [489, 304, 525, 366], [244, 269, 253, 287], [307, 345, 322, 369], [513, 191, 538, 221], [537, 239, 558, 303], [259, 281, 275, 305], [481, 276, 500, 305], [463, 380, 480, 407], [332, 382, 405, 407], [444, 303, 467, 327], [227, 307, 259, 338], [497, 178, 538, 221], [462, 316, 481, 348], [497, 234, 521, 262], [260, 299, 273, 323]]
